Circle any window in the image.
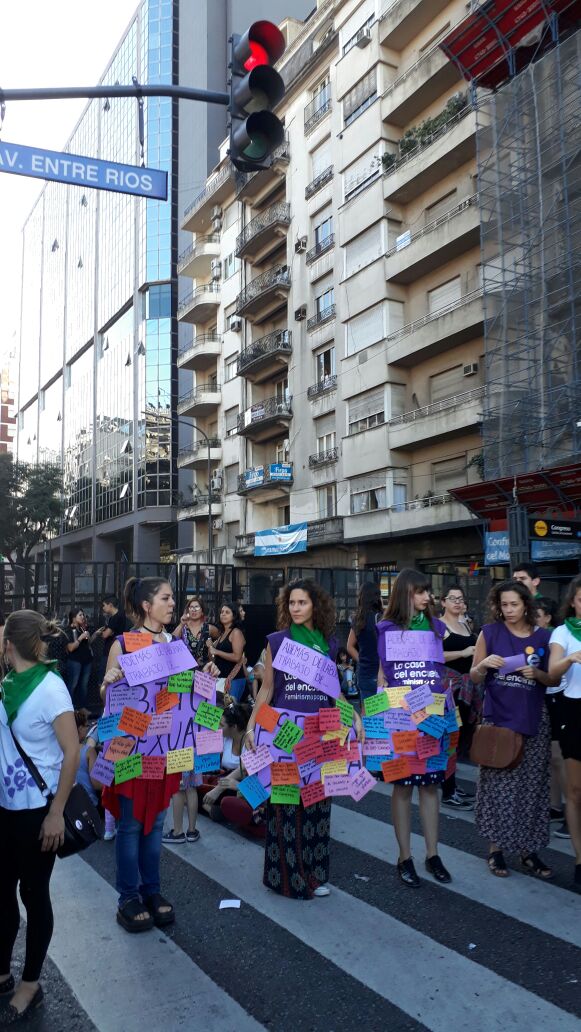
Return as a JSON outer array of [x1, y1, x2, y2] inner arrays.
[[315, 413, 336, 453], [343, 145, 382, 201], [226, 521, 240, 547], [223, 252, 239, 280], [275, 438, 289, 463], [318, 484, 337, 518], [344, 223, 384, 279], [224, 355, 238, 382], [429, 365, 465, 404], [344, 69, 377, 127], [346, 303, 384, 356], [277, 504, 291, 526], [393, 483, 407, 511], [350, 473, 388, 514], [147, 284, 171, 319], [223, 203, 239, 232], [425, 189, 457, 225], [311, 76, 330, 107], [343, 13, 374, 55], [341, 0, 375, 54], [315, 286, 334, 316], [311, 138, 332, 180], [225, 463, 239, 494], [432, 455, 466, 494], [427, 276, 461, 314], [315, 213, 333, 246], [225, 405, 239, 437], [275, 378, 289, 403], [348, 386, 385, 434], [316, 346, 336, 382]]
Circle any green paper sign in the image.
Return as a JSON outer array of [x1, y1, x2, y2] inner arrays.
[[363, 692, 389, 717], [273, 719, 304, 755], [167, 670, 194, 693], [270, 784, 300, 805], [336, 698, 354, 727], [114, 753, 143, 784], [195, 700, 223, 731]]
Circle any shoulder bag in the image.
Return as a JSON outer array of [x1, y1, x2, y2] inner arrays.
[[469, 724, 524, 770], [10, 730, 104, 858]]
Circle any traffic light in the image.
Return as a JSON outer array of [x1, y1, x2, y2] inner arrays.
[[229, 21, 286, 173]]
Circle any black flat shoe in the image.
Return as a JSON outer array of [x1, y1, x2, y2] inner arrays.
[[397, 857, 421, 887], [0, 977, 14, 996], [1, 985, 43, 1024], [116, 898, 154, 933], [143, 893, 175, 927], [426, 854, 452, 883]]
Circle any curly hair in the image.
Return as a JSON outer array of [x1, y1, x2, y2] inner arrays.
[[487, 579, 538, 627], [276, 579, 336, 640]]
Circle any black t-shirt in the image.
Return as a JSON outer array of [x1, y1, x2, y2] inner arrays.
[[103, 610, 131, 657], [66, 627, 93, 666]]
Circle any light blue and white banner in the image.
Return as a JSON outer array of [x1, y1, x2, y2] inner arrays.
[[254, 522, 307, 556], [484, 531, 510, 566]]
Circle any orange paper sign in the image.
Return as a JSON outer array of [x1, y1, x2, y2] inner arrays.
[[104, 736, 134, 762], [155, 688, 179, 714], [123, 631, 153, 653], [392, 731, 418, 754], [271, 761, 300, 786], [410, 708, 428, 726], [255, 704, 280, 733], [117, 706, 152, 738], [381, 758, 412, 783]]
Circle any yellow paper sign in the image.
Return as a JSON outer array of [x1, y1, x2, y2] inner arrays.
[[426, 693, 446, 716], [455, 706, 463, 727], [321, 759, 348, 783], [386, 687, 408, 709], [166, 747, 194, 774], [322, 726, 349, 744]]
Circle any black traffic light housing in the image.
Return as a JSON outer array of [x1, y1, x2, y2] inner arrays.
[[229, 21, 286, 173]]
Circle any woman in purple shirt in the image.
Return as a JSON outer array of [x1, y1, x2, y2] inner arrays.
[[470, 580, 554, 879]]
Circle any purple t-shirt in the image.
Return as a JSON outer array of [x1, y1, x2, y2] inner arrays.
[[268, 630, 337, 714], [481, 622, 550, 736], [376, 619, 448, 693]]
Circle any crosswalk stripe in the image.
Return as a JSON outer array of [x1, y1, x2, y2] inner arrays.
[[164, 820, 581, 1032], [49, 856, 265, 1032], [330, 803, 581, 947]]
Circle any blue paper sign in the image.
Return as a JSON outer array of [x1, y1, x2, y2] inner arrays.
[[417, 716, 447, 740], [238, 774, 270, 810], [194, 752, 221, 774], [97, 713, 125, 743], [0, 140, 168, 199], [444, 710, 458, 732], [426, 754, 448, 771], [365, 756, 390, 772], [362, 715, 388, 739]]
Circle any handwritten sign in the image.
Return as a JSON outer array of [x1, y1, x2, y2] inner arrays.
[[154, 687, 179, 714], [195, 701, 222, 731], [410, 708, 428, 726], [118, 706, 152, 738], [301, 781, 326, 808], [304, 714, 320, 735], [324, 774, 353, 797], [426, 693, 447, 716], [104, 736, 135, 762], [384, 709, 415, 732], [363, 739, 392, 757], [271, 762, 300, 786], [140, 755, 166, 780], [194, 752, 221, 774], [417, 716, 447, 739], [445, 710, 459, 733], [381, 757, 412, 782], [119, 639, 196, 687], [408, 757, 428, 776], [115, 753, 143, 784], [404, 684, 435, 713], [294, 738, 325, 766], [254, 703, 280, 732], [147, 711, 173, 737], [321, 759, 348, 782], [91, 755, 115, 786], [108, 682, 146, 714], [364, 692, 389, 717], [416, 734, 442, 760], [321, 739, 343, 762], [123, 631, 153, 653], [426, 753, 448, 772], [272, 638, 340, 699], [298, 758, 322, 782], [384, 630, 444, 663], [196, 729, 224, 755], [386, 687, 409, 709], [166, 747, 194, 774], [318, 708, 341, 732], [193, 670, 217, 701], [97, 713, 123, 742], [392, 731, 418, 754], [350, 767, 376, 802], [273, 720, 304, 754], [336, 698, 354, 727], [270, 784, 301, 805], [167, 670, 194, 693], [241, 744, 273, 775], [238, 774, 270, 809], [362, 715, 388, 739]]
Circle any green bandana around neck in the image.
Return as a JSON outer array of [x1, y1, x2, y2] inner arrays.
[[564, 617, 581, 643], [409, 612, 431, 632], [2, 662, 56, 726], [290, 622, 330, 655]]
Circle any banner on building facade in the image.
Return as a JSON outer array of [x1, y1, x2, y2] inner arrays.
[[254, 522, 307, 557], [484, 531, 510, 566]]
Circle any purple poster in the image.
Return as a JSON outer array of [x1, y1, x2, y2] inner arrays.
[[384, 630, 444, 664], [272, 638, 340, 699], [118, 639, 197, 687]]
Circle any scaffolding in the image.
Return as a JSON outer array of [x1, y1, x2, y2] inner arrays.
[[476, 26, 581, 478]]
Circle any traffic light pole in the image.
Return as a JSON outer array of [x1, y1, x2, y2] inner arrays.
[[0, 84, 229, 105]]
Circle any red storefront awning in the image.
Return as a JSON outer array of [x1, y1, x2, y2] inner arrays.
[[450, 463, 581, 522]]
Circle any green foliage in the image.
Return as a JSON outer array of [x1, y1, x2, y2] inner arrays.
[[0, 454, 64, 564], [381, 93, 469, 171]]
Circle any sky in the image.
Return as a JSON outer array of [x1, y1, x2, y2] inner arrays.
[[0, 0, 140, 361]]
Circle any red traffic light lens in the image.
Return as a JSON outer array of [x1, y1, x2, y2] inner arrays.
[[244, 41, 269, 71]]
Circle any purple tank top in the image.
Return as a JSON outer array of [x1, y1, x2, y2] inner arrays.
[[267, 630, 337, 714], [481, 622, 550, 736], [376, 618, 448, 693]]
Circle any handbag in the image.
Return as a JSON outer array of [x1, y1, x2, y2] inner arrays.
[[469, 724, 524, 770], [10, 730, 104, 858]]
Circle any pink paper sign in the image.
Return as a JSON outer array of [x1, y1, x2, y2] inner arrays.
[[272, 638, 340, 699], [147, 712, 174, 737], [324, 774, 354, 797], [91, 755, 115, 787], [119, 639, 197, 687], [384, 630, 444, 664], [195, 729, 224, 755], [350, 767, 376, 802], [362, 739, 392, 756], [241, 744, 273, 775], [194, 670, 217, 700]]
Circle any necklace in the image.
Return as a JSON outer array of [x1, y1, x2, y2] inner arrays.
[[142, 623, 164, 636]]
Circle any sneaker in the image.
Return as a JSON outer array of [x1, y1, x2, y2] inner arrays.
[[442, 791, 473, 810], [397, 857, 421, 888], [313, 885, 331, 897], [186, 829, 200, 843], [162, 830, 186, 845], [550, 807, 565, 822], [425, 854, 452, 884], [554, 821, 570, 839], [103, 830, 116, 842], [456, 787, 475, 800]]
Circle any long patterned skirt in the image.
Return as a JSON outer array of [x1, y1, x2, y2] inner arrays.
[[475, 707, 551, 853], [263, 800, 331, 900]]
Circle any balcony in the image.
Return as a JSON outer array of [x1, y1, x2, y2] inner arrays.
[[306, 234, 335, 265], [343, 493, 475, 542], [177, 333, 222, 372], [385, 196, 480, 285], [177, 384, 222, 419], [381, 45, 460, 128], [177, 283, 221, 324], [307, 375, 337, 400], [388, 385, 485, 450], [235, 265, 291, 323], [307, 517, 344, 547], [177, 234, 221, 278], [379, 0, 451, 51], [177, 494, 223, 522], [237, 329, 292, 384], [307, 304, 336, 332], [304, 91, 332, 136], [182, 164, 236, 234], [309, 446, 338, 469], [237, 395, 292, 443], [235, 202, 291, 263], [387, 289, 484, 367], [383, 105, 476, 205], [305, 165, 334, 201], [234, 532, 256, 558], [235, 137, 290, 204], [237, 463, 293, 502], [177, 438, 222, 470]]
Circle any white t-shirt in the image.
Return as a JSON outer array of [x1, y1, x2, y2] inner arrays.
[[549, 625, 581, 699], [0, 670, 73, 810]]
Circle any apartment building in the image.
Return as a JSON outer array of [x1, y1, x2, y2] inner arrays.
[[177, 0, 486, 578]]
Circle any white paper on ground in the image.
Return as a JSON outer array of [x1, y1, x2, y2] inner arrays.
[[219, 899, 241, 910]]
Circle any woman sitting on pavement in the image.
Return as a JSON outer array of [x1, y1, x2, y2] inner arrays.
[[200, 702, 249, 818], [73, 709, 101, 807]]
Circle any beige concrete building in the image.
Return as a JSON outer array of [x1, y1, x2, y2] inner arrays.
[[177, 0, 485, 581]]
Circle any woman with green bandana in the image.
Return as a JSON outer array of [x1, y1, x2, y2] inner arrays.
[[0, 610, 79, 1023], [549, 573, 581, 888]]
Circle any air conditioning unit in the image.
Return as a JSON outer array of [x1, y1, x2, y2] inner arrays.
[[211, 473, 223, 492], [229, 316, 242, 332], [355, 28, 371, 48], [295, 236, 308, 254], [295, 305, 307, 321], [211, 259, 222, 281], [212, 518, 223, 530], [463, 362, 479, 376], [211, 205, 223, 231]]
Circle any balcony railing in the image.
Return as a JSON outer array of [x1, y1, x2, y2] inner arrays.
[[177, 233, 220, 270], [309, 446, 338, 468], [234, 532, 256, 555], [307, 304, 336, 332], [306, 234, 335, 265], [183, 165, 233, 219], [177, 283, 221, 317], [305, 165, 334, 200], [389, 385, 486, 427], [237, 462, 293, 493], [385, 289, 483, 347], [236, 202, 291, 256], [384, 196, 478, 259], [307, 516, 343, 544], [178, 384, 221, 409], [305, 92, 332, 135], [235, 266, 291, 315], [178, 438, 221, 462], [237, 395, 292, 434], [178, 333, 222, 358], [237, 330, 292, 374], [307, 375, 337, 399], [382, 102, 472, 181]]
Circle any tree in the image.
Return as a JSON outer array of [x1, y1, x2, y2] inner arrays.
[[0, 453, 64, 571]]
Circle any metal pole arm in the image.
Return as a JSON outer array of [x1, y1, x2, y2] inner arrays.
[[0, 83, 229, 106]]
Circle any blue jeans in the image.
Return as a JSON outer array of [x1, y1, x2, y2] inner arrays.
[[115, 796, 165, 907], [65, 661, 91, 707], [358, 673, 379, 701], [227, 677, 247, 701]]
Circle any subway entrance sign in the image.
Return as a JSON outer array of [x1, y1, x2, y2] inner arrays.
[[0, 140, 167, 199]]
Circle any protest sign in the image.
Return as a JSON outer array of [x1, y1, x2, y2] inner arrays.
[[193, 670, 217, 701], [168, 670, 194, 693], [166, 747, 194, 774], [140, 756, 166, 780], [391, 731, 418, 754], [196, 729, 224, 756], [271, 762, 300, 786], [115, 753, 143, 784], [195, 701, 222, 731], [381, 757, 412, 782], [318, 708, 341, 731], [301, 781, 326, 808], [104, 737, 135, 762], [194, 752, 221, 774], [272, 638, 340, 699], [350, 768, 376, 802], [384, 630, 444, 663], [324, 774, 354, 797], [273, 720, 304, 754], [154, 687, 179, 714], [404, 684, 435, 712], [270, 784, 300, 805], [238, 774, 270, 809], [123, 631, 153, 653], [241, 744, 273, 775], [119, 639, 196, 687], [118, 706, 152, 738], [91, 755, 115, 786], [363, 692, 389, 717]]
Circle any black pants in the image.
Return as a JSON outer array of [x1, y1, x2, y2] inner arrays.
[[0, 804, 56, 982]]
